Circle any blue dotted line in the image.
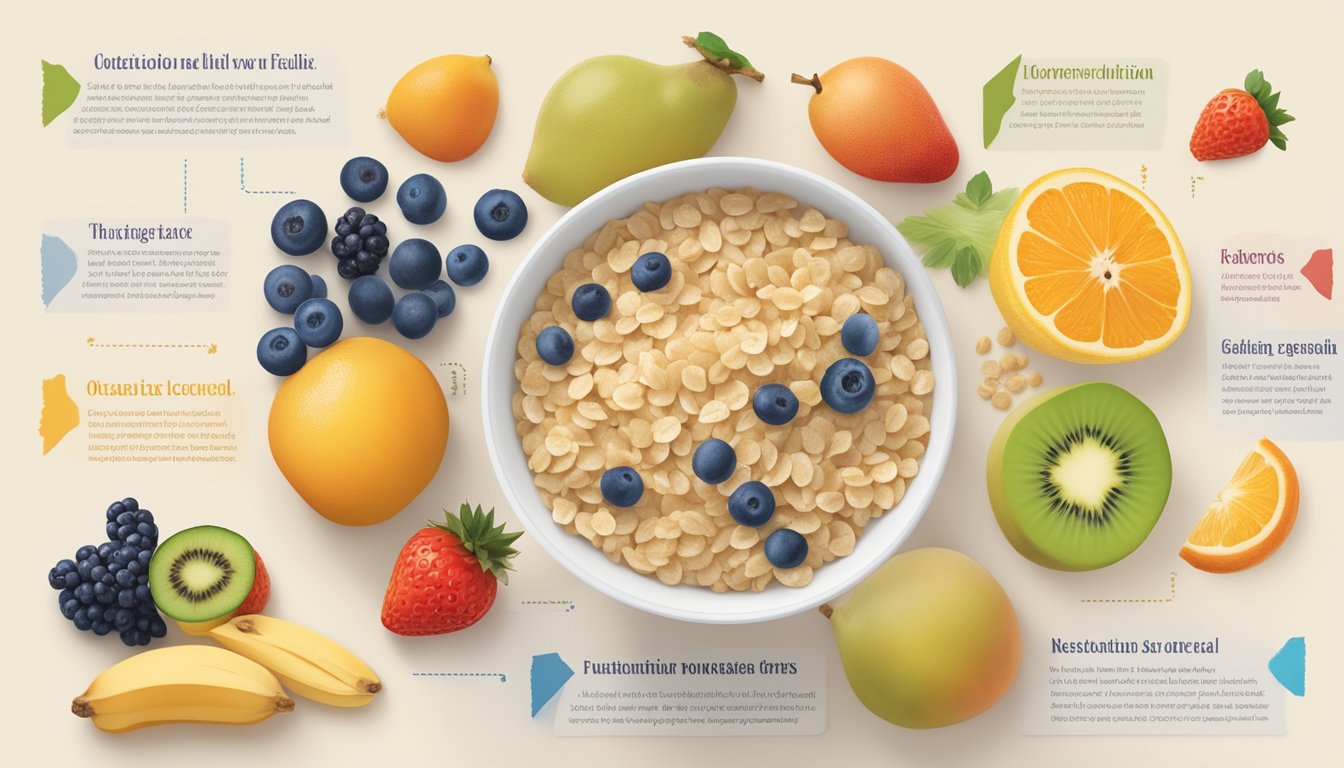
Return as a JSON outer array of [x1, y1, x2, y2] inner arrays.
[[520, 600, 576, 613], [239, 157, 294, 195], [182, 159, 188, 213], [412, 672, 507, 682]]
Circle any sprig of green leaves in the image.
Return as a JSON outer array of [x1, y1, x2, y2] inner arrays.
[[897, 172, 1018, 288]]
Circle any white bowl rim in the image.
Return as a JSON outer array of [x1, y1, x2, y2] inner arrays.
[[482, 156, 958, 623]]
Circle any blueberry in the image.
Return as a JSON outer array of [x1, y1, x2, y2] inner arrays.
[[115, 569, 135, 588], [728, 481, 775, 527], [348, 274, 395, 324], [764, 529, 809, 569], [397, 173, 447, 225], [309, 274, 328, 300], [600, 466, 644, 508], [752, 384, 799, 426], [472, 189, 528, 241], [392, 293, 438, 340], [114, 608, 135, 631], [90, 565, 108, 583], [136, 601, 157, 616], [445, 244, 489, 286], [257, 328, 308, 377], [122, 498, 138, 512], [112, 547, 132, 566], [73, 612, 92, 632], [340, 156, 389, 202], [127, 561, 141, 576], [692, 439, 737, 484], [150, 618, 168, 638], [571, 283, 611, 321], [421, 280, 457, 318], [106, 501, 125, 520], [389, 238, 443, 290], [116, 524, 134, 540], [61, 599, 80, 620], [76, 560, 93, 581], [293, 298, 344, 348], [118, 589, 136, 608], [106, 521, 120, 540], [137, 522, 157, 539], [820, 358, 876, 414], [263, 264, 315, 314], [841, 312, 879, 356], [54, 558, 76, 576], [125, 533, 143, 549], [134, 508, 153, 523], [535, 326, 574, 366], [92, 622, 113, 636], [631, 252, 671, 292], [135, 585, 152, 603], [76, 545, 96, 562], [270, 199, 328, 256], [119, 632, 139, 647], [115, 511, 134, 527], [137, 550, 152, 567], [98, 542, 117, 561], [47, 568, 63, 590], [64, 571, 80, 589], [74, 582, 94, 604], [136, 617, 151, 632]]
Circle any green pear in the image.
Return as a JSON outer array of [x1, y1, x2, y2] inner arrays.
[[823, 547, 1020, 728], [523, 33, 763, 207]]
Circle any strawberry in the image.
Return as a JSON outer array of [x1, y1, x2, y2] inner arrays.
[[236, 549, 270, 615], [381, 503, 521, 636], [1190, 69, 1294, 161]]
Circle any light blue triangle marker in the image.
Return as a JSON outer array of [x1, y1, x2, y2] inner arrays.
[[1268, 637, 1305, 697], [531, 653, 574, 717]]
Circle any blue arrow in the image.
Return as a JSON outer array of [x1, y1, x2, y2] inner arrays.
[[530, 653, 574, 717], [1268, 637, 1305, 697]]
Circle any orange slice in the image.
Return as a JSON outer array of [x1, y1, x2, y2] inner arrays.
[[989, 168, 1191, 363], [1179, 438, 1299, 573]]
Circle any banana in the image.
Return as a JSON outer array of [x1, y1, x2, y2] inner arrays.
[[208, 614, 382, 708], [72, 645, 294, 733]]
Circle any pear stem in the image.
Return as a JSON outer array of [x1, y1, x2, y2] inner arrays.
[[818, 603, 833, 619], [682, 36, 765, 82], [791, 73, 822, 94]]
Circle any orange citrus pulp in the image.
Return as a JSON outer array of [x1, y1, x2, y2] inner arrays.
[[1179, 437, 1299, 573]]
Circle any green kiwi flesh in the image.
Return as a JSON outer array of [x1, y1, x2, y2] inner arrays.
[[987, 382, 1171, 571], [148, 525, 256, 621]]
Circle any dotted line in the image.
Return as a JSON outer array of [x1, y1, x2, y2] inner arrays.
[[412, 672, 507, 682], [520, 600, 576, 613], [438, 362, 468, 397], [182, 159, 188, 214], [1139, 163, 1148, 190], [240, 157, 293, 195], [1190, 176, 1205, 198], [1081, 572, 1177, 604], [87, 343, 212, 350]]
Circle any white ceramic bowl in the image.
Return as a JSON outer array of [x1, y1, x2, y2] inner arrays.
[[482, 157, 957, 623]]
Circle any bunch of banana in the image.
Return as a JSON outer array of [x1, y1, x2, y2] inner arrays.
[[208, 614, 382, 707], [72, 645, 294, 733]]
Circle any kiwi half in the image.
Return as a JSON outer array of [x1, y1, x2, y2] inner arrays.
[[148, 525, 256, 622], [987, 382, 1171, 571]]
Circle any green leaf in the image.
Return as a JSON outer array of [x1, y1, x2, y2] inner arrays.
[[41, 60, 81, 127], [1270, 109, 1295, 126], [896, 172, 1018, 288], [1244, 69, 1267, 99], [965, 171, 992, 207], [920, 239, 958, 269], [695, 31, 752, 69], [951, 247, 982, 288]]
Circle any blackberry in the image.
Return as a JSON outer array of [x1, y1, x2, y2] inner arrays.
[[331, 207, 390, 279]]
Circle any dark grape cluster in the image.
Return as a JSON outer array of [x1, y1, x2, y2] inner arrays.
[[331, 207, 389, 279], [47, 498, 168, 646]]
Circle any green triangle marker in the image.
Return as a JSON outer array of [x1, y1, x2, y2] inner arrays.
[[42, 60, 80, 127]]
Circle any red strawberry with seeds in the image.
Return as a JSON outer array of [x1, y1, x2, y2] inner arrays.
[[381, 503, 521, 636], [1190, 69, 1294, 161]]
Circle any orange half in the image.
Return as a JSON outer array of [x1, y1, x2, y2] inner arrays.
[[990, 168, 1191, 363], [1179, 438, 1299, 573]]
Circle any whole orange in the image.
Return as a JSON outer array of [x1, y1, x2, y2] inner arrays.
[[796, 57, 958, 183], [384, 54, 498, 162], [268, 337, 449, 526]]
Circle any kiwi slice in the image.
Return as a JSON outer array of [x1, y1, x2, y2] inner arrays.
[[148, 525, 256, 622], [987, 382, 1171, 571]]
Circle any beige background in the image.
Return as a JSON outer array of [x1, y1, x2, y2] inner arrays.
[[3, 0, 1341, 764]]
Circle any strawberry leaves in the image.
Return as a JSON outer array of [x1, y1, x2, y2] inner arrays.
[[430, 503, 522, 584], [1244, 69, 1294, 151]]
